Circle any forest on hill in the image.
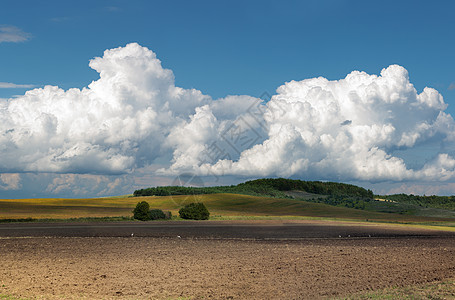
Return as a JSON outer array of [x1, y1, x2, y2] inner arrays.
[[381, 194, 455, 211], [133, 178, 373, 198]]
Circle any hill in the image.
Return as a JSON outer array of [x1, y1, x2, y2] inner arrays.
[[380, 194, 455, 211], [133, 178, 373, 198], [134, 178, 455, 219]]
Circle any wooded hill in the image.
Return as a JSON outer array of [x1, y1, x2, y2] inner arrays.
[[133, 178, 374, 199], [133, 178, 455, 217]]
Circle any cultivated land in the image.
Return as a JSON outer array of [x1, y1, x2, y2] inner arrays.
[[1, 232, 455, 299], [1, 187, 455, 299]]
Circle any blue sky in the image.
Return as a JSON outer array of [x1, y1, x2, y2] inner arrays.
[[2, 0, 454, 102], [1, 0, 455, 197]]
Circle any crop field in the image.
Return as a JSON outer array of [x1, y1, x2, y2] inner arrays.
[[1, 193, 455, 225], [0, 196, 137, 220]]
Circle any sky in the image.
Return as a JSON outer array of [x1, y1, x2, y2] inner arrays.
[[1, 0, 455, 198]]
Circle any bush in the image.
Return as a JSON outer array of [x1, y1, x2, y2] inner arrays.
[[149, 209, 166, 220], [179, 202, 210, 220], [163, 211, 172, 219], [132, 202, 173, 221], [133, 201, 151, 221]]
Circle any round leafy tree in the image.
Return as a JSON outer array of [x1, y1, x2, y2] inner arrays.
[[178, 202, 210, 220], [133, 201, 151, 221]]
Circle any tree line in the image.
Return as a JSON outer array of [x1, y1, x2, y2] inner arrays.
[[381, 194, 455, 210], [133, 178, 374, 199], [240, 178, 374, 198]]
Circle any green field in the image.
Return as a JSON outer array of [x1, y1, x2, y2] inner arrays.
[[338, 278, 455, 299], [1, 193, 455, 226]]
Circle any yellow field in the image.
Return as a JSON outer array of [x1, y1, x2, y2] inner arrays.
[[0, 196, 140, 219], [1, 193, 455, 227]]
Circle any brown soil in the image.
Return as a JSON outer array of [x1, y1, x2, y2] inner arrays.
[[1, 236, 455, 299]]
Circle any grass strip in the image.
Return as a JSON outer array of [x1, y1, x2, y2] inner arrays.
[[337, 278, 455, 299]]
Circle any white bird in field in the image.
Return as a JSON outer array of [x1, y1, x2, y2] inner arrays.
[[177, 235, 181, 239], [131, 233, 134, 237]]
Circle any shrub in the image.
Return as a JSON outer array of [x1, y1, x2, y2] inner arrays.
[[133, 201, 151, 221], [179, 202, 210, 220], [149, 209, 166, 220], [163, 211, 172, 219]]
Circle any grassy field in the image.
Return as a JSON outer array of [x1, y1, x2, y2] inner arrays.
[[1, 193, 455, 225], [338, 278, 455, 299]]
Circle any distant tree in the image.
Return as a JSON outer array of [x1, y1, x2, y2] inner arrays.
[[179, 202, 210, 220], [133, 201, 151, 221]]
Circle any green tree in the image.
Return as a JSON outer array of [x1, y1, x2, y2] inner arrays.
[[132, 201, 151, 221], [179, 202, 210, 220]]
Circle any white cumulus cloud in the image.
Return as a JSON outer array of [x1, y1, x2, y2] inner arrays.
[[0, 43, 209, 174], [0, 173, 22, 190], [180, 65, 455, 182], [1, 44, 455, 185]]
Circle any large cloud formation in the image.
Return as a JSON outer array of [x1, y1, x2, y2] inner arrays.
[[1, 43, 209, 174], [166, 64, 455, 182], [1, 43, 455, 185]]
